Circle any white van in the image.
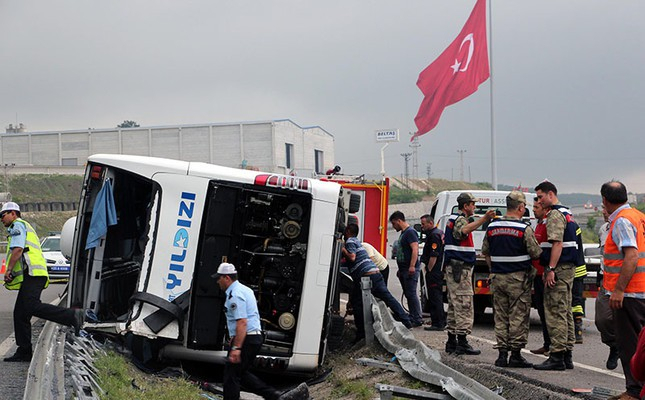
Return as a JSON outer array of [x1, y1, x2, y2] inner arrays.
[[61, 154, 354, 373]]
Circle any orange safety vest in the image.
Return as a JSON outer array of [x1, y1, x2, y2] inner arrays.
[[602, 207, 645, 294]]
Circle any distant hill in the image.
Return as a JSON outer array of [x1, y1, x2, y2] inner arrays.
[[390, 177, 492, 194], [3, 174, 83, 203], [390, 179, 643, 208], [558, 193, 602, 207], [496, 184, 602, 207]]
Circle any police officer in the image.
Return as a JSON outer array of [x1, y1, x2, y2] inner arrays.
[[533, 181, 576, 371], [1, 202, 83, 362], [214, 262, 309, 400], [482, 191, 541, 368], [443, 193, 495, 355], [419, 214, 446, 331]]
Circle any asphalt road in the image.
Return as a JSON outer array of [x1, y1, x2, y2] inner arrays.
[[0, 282, 67, 400], [384, 226, 626, 397]]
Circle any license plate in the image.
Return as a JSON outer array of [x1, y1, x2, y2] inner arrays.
[[51, 266, 70, 271]]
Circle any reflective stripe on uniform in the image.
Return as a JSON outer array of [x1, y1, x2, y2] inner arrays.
[[488, 220, 528, 229], [539, 241, 577, 249], [604, 265, 645, 274], [444, 245, 476, 253], [603, 252, 645, 260], [575, 264, 588, 278], [489, 255, 531, 262], [572, 305, 584, 314]]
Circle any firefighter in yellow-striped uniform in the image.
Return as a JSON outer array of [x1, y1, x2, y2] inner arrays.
[[571, 225, 588, 344], [1, 202, 83, 362]]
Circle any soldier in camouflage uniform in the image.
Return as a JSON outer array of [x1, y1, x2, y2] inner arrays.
[[482, 191, 542, 368], [443, 193, 496, 355], [533, 181, 577, 371]]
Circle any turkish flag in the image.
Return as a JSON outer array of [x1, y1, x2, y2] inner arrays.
[[413, 0, 489, 140]]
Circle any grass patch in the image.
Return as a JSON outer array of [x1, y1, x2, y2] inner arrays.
[[329, 372, 373, 400], [6, 174, 82, 203], [95, 351, 204, 400]]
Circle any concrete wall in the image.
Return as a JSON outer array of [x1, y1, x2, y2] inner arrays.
[[0, 119, 334, 175]]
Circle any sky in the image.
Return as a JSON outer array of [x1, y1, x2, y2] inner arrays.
[[1, 1, 644, 194]]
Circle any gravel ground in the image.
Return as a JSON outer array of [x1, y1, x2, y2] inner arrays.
[[306, 317, 595, 400]]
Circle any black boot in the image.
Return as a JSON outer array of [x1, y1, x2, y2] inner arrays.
[[533, 351, 565, 371], [455, 335, 481, 355], [508, 350, 532, 368], [574, 316, 583, 344], [564, 350, 574, 369], [445, 333, 457, 354], [494, 350, 508, 367], [3, 347, 32, 363], [606, 346, 620, 370], [278, 382, 309, 400]]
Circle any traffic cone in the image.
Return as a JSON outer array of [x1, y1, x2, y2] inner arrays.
[[0, 258, 5, 274]]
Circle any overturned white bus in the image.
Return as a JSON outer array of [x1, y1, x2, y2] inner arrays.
[[61, 154, 356, 373]]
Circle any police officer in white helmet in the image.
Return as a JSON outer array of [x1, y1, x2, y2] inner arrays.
[[1, 202, 83, 362]]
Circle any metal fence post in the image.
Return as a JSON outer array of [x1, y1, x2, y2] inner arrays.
[[361, 276, 374, 345]]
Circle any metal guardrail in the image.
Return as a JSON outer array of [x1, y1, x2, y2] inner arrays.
[[370, 297, 505, 400], [24, 292, 103, 400]]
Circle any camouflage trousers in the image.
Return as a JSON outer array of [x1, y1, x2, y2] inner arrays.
[[491, 270, 533, 350], [544, 263, 575, 352], [445, 263, 474, 335]]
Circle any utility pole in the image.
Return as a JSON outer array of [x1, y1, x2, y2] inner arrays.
[[409, 133, 420, 181], [426, 162, 432, 181], [3, 163, 15, 193], [457, 149, 466, 182], [400, 153, 412, 189]]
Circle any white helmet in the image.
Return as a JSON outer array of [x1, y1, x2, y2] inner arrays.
[[0, 202, 20, 213]]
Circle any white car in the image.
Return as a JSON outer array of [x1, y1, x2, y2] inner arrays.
[[40, 235, 71, 280]]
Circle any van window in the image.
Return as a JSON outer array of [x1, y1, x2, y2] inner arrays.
[[429, 201, 438, 220]]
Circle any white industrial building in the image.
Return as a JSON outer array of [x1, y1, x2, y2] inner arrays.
[[0, 119, 335, 176]]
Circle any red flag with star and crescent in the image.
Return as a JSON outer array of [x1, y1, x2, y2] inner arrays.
[[413, 0, 489, 140]]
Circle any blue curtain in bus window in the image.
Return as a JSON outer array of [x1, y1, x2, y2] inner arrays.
[[85, 179, 117, 250]]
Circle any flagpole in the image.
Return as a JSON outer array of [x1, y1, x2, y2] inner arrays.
[[488, 0, 497, 190]]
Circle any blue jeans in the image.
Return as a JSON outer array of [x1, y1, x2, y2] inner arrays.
[[352, 272, 411, 337], [397, 268, 423, 325]]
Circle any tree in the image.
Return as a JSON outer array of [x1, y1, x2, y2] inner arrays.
[[117, 120, 140, 128]]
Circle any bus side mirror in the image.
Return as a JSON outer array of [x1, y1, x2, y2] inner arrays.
[[60, 217, 77, 259]]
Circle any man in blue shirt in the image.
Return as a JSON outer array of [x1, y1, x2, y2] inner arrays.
[[342, 224, 412, 343], [389, 211, 424, 327], [214, 263, 308, 400]]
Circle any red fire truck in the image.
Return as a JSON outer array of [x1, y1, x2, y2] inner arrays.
[[320, 175, 390, 256]]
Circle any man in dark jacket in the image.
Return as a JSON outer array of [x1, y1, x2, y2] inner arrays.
[[419, 214, 446, 331]]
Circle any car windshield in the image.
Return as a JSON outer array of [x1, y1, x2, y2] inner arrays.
[[41, 237, 61, 252]]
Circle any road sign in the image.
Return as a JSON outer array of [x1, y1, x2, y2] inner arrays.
[[375, 129, 399, 142]]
